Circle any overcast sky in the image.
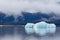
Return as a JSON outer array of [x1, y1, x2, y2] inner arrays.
[[0, 0, 60, 16]]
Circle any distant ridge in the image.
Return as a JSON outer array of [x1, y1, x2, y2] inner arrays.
[[0, 12, 60, 26]]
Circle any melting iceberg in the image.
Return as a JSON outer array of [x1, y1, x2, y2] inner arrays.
[[25, 21, 56, 36]]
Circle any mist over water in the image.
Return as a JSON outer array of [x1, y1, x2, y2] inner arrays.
[[0, 25, 60, 40]]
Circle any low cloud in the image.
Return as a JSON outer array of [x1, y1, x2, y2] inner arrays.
[[0, 0, 60, 16]]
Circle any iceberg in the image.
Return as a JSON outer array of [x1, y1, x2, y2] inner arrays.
[[25, 21, 56, 36], [49, 24, 56, 33], [34, 21, 48, 36], [25, 23, 34, 34]]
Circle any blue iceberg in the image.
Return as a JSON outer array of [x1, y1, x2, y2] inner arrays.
[[49, 24, 56, 33], [34, 21, 48, 36], [25, 21, 56, 36], [25, 23, 34, 34]]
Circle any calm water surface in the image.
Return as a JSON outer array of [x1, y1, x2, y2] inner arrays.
[[0, 25, 60, 40]]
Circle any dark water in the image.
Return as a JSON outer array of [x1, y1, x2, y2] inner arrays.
[[0, 25, 60, 40]]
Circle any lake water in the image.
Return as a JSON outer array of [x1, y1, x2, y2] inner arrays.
[[0, 25, 60, 40]]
